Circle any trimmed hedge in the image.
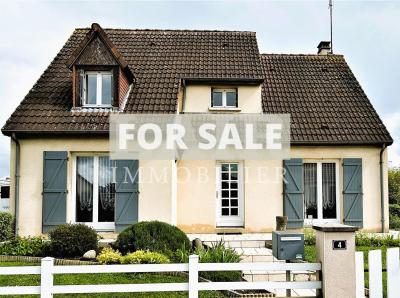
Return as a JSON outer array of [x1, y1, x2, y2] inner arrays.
[[0, 212, 14, 242], [113, 221, 191, 259], [0, 237, 49, 257], [48, 224, 98, 258]]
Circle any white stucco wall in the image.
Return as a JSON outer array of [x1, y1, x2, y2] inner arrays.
[[10, 138, 174, 236], [183, 85, 262, 113], [176, 146, 388, 233], [8, 139, 389, 236]]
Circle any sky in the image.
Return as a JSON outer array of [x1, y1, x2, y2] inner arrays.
[[0, 0, 399, 177]]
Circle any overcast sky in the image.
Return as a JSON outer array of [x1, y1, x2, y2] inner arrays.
[[0, 0, 399, 177]]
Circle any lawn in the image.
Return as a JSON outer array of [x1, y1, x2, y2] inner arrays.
[[0, 261, 226, 298], [305, 245, 388, 298]]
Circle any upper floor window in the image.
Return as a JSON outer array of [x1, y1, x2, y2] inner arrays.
[[82, 71, 113, 106], [211, 88, 237, 108]]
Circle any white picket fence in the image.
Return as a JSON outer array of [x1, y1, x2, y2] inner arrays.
[[0, 255, 321, 297], [356, 247, 400, 298]]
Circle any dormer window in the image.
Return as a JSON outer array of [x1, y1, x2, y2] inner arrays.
[[212, 88, 238, 108], [82, 71, 113, 106], [67, 23, 134, 110]]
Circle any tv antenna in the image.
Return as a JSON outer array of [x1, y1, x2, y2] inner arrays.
[[329, 0, 333, 53]]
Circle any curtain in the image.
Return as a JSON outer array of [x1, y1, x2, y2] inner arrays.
[[98, 157, 116, 222], [76, 157, 94, 222], [322, 163, 337, 219], [304, 163, 317, 219]]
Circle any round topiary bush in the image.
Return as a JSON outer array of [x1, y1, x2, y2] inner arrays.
[[48, 224, 98, 258], [113, 221, 190, 259]]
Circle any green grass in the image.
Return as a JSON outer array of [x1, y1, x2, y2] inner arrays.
[[305, 245, 389, 298], [0, 261, 226, 298]]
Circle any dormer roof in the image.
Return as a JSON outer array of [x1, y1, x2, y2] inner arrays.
[[66, 23, 134, 83]]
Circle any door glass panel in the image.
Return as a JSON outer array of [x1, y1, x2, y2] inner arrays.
[[322, 163, 337, 219], [76, 157, 94, 222], [86, 74, 97, 105], [304, 163, 317, 219], [98, 157, 116, 222], [220, 163, 240, 217]]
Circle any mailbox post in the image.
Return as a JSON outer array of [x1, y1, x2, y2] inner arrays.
[[313, 224, 359, 298], [272, 231, 304, 297]]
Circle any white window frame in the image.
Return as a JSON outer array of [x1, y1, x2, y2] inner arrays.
[[82, 71, 113, 107], [211, 88, 238, 108], [71, 153, 115, 231], [303, 160, 340, 226], [215, 161, 244, 227]]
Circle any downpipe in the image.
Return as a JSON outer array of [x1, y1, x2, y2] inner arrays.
[[11, 133, 20, 236], [380, 144, 386, 233]]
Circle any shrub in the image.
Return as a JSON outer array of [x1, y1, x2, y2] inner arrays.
[[121, 250, 170, 264], [114, 221, 191, 259], [48, 224, 98, 258], [389, 167, 400, 204], [176, 241, 242, 282], [97, 247, 122, 264], [355, 232, 400, 247], [304, 228, 316, 245], [390, 214, 400, 230], [0, 212, 14, 242], [0, 237, 50, 257], [390, 204, 400, 218]]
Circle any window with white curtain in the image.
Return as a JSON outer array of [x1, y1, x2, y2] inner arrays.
[[304, 161, 338, 223], [75, 155, 116, 230]]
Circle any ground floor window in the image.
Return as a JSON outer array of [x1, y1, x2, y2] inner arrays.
[[304, 161, 339, 224], [75, 155, 116, 230]]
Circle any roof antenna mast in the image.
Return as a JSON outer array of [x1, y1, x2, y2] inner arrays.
[[329, 0, 333, 54]]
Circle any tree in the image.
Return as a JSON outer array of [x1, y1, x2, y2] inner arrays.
[[389, 167, 400, 205]]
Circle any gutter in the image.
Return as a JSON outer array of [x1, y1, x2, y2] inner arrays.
[[380, 144, 386, 233], [10, 133, 20, 236]]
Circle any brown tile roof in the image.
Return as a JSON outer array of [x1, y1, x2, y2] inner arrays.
[[261, 54, 392, 145], [2, 26, 392, 145], [2, 27, 263, 134]]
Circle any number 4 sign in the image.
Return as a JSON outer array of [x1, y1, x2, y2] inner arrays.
[[332, 240, 347, 250]]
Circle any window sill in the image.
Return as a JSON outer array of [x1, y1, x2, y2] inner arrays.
[[208, 107, 241, 112], [71, 106, 119, 113]]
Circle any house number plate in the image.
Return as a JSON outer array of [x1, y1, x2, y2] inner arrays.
[[332, 240, 347, 250]]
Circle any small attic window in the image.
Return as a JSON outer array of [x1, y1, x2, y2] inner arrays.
[[81, 71, 113, 106]]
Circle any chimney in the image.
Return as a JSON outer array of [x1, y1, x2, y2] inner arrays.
[[317, 41, 332, 55]]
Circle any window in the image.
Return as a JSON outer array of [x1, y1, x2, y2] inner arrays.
[[0, 186, 9, 199], [82, 71, 113, 106], [304, 161, 338, 223], [75, 155, 116, 230], [212, 88, 237, 108]]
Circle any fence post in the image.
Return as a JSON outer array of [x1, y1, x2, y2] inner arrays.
[[355, 252, 365, 298], [189, 254, 199, 298], [386, 248, 400, 298], [41, 257, 54, 298], [313, 224, 359, 298]]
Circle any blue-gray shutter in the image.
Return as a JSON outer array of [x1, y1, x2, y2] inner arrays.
[[42, 151, 68, 233], [343, 158, 363, 228], [283, 159, 304, 228], [115, 160, 139, 232]]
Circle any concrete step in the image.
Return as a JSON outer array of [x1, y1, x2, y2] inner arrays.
[[203, 239, 267, 248], [243, 271, 317, 282]]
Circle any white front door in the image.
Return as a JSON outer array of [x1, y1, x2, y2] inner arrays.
[[216, 162, 244, 227]]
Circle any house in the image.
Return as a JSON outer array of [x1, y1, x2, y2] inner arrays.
[[0, 177, 10, 212], [2, 23, 392, 237]]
